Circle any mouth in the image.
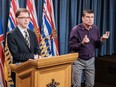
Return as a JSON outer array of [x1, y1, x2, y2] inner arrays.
[[24, 23, 28, 25], [88, 22, 92, 23]]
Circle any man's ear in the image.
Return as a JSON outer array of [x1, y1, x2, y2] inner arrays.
[[82, 17, 84, 21], [16, 18, 18, 23]]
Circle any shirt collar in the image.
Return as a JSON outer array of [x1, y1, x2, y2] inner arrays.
[[82, 23, 92, 31], [18, 26, 28, 37], [18, 25, 27, 32]]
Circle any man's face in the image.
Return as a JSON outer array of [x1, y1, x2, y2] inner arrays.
[[16, 12, 30, 29], [82, 13, 94, 26]]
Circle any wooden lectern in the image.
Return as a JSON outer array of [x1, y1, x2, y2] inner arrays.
[[10, 53, 78, 87]]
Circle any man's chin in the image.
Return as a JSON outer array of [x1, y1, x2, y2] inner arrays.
[[88, 24, 93, 26], [23, 25, 28, 28]]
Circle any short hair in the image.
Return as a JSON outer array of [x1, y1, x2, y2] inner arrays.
[[82, 10, 94, 17], [16, 8, 30, 18]]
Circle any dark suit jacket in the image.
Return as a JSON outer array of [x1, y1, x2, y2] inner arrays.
[[7, 27, 40, 63]]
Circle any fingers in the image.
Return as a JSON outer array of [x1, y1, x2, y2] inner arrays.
[[106, 31, 110, 36], [101, 31, 110, 42], [29, 59, 33, 60], [84, 35, 88, 38], [39, 56, 42, 59], [82, 35, 89, 44]]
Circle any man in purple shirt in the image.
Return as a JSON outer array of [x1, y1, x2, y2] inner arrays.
[[69, 10, 110, 87]]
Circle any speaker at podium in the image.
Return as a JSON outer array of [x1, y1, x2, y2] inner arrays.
[[10, 53, 78, 87]]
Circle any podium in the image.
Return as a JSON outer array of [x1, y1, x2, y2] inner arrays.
[[10, 53, 78, 87]]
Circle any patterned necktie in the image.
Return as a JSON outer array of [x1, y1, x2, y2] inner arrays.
[[24, 30, 30, 48]]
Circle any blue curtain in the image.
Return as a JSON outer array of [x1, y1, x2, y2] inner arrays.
[[1, 0, 116, 57]]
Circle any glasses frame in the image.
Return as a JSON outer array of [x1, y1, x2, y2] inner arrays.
[[17, 16, 30, 19]]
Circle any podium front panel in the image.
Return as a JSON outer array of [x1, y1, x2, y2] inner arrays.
[[35, 64, 71, 87]]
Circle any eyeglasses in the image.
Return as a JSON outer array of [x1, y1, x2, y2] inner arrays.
[[17, 17, 30, 19]]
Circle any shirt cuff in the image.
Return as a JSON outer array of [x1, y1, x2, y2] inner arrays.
[[34, 55, 39, 59]]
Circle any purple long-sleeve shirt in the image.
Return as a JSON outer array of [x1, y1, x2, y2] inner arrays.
[[69, 23, 103, 60]]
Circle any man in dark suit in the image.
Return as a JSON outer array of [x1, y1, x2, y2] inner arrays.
[[7, 8, 41, 86]]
